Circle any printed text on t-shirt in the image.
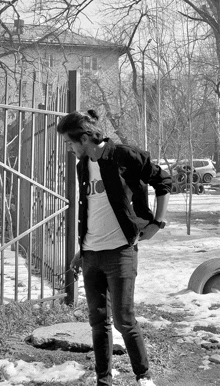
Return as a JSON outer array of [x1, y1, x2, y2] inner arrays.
[[87, 179, 105, 195]]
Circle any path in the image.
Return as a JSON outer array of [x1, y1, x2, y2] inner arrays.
[[1, 247, 53, 302]]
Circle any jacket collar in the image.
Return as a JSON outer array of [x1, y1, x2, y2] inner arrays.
[[99, 138, 116, 161], [78, 138, 115, 170]]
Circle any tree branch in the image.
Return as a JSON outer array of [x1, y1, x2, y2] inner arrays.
[[0, 0, 18, 15], [182, 0, 219, 34], [178, 11, 203, 22]]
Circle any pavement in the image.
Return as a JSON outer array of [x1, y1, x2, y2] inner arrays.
[[1, 247, 53, 303], [136, 193, 220, 305], [1, 180, 220, 385], [1, 183, 220, 308]]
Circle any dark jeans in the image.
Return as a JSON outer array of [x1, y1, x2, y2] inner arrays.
[[82, 244, 150, 386]]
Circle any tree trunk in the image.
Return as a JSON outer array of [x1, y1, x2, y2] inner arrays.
[[0, 174, 15, 250]]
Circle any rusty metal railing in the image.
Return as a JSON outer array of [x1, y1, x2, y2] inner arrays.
[[0, 76, 71, 304]]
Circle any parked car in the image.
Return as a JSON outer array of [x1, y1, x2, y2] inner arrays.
[[152, 159, 176, 170], [169, 159, 216, 183]]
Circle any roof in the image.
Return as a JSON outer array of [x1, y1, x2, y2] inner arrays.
[[1, 22, 127, 55]]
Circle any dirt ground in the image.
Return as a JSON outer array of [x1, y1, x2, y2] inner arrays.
[[1, 178, 220, 386], [151, 199, 220, 386], [1, 301, 220, 386]]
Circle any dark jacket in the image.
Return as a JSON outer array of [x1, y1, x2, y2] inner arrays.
[[77, 138, 172, 248]]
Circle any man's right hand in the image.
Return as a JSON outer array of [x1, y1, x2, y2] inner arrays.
[[70, 251, 82, 272]]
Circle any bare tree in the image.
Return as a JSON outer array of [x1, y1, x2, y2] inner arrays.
[[0, 0, 95, 73], [94, 0, 218, 162], [90, 1, 166, 149], [180, 0, 220, 169]]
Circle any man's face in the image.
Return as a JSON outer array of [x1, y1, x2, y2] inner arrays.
[[63, 133, 87, 160]]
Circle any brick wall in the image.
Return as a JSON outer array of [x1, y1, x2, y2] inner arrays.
[[0, 43, 121, 109]]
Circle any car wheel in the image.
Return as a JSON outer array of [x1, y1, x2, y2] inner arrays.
[[176, 172, 187, 184], [171, 183, 179, 194], [192, 172, 200, 184], [203, 274, 220, 294], [188, 258, 220, 294], [194, 183, 205, 195], [180, 183, 195, 194], [182, 165, 191, 172], [203, 173, 212, 184]]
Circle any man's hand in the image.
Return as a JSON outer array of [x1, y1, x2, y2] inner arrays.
[[139, 223, 160, 241], [70, 251, 82, 272]]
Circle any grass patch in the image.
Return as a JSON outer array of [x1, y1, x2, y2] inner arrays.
[[0, 298, 191, 385], [135, 302, 185, 323], [0, 298, 89, 339]]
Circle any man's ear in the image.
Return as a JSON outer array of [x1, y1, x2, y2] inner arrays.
[[80, 133, 89, 144]]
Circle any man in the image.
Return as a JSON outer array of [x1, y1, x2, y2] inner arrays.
[[57, 110, 172, 386]]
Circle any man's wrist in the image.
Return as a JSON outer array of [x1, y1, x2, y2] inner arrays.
[[152, 219, 166, 229]]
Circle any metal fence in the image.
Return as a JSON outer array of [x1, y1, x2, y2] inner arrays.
[[0, 73, 79, 304]]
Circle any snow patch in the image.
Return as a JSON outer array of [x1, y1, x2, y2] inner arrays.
[[0, 359, 85, 385]]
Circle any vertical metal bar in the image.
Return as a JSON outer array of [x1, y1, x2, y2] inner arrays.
[[49, 113, 53, 283], [40, 115, 44, 275], [28, 73, 36, 300], [58, 89, 64, 288], [60, 82, 68, 290], [48, 130, 52, 283], [14, 79, 23, 301], [35, 120, 38, 272], [51, 126, 54, 284], [52, 84, 60, 296], [48, 122, 52, 284], [45, 119, 49, 284], [56, 89, 61, 290], [57, 88, 62, 290], [0, 78, 8, 305], [40, 86, 48, 300], [63, 82, 68, 281], [57, 86, 65, 291], [62, 109, 66, 282], [65, 70, 80, 305], [35, 107, 39, 271], [37, 102, 41, 273]]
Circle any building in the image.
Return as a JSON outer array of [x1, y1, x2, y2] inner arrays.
[[0, 19, 126, 120]]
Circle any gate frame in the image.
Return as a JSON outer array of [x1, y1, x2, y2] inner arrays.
[[65, 71, 80, 305], [0, 70, 80, 305]]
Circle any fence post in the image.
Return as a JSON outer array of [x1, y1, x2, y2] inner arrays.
[[65, 71, 80, 305]]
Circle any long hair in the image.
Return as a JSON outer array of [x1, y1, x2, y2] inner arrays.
[[57, 109, 103, 144]]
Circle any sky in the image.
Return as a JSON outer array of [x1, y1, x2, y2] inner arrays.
[[3, 0, 102, 35]]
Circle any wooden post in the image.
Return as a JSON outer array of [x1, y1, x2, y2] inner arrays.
[[65, 70, 80, 305]]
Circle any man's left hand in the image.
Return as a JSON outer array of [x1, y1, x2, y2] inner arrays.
[[139, 223, 160, 241]]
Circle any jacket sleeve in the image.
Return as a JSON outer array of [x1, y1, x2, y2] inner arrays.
[[115, 145, 172, 196], [142, 155, 172, 196]]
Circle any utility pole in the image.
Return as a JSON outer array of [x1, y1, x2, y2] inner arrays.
[[142, 50, 147, 150], [65, 70, 80, 305], [215, 81, 220, 172], [141, 39, 152, 151], [156, 1, 162, 164]]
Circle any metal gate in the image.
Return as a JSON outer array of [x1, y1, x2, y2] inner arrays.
[[0, 71, 79, 305]]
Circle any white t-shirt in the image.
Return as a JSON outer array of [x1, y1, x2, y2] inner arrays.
[[82, 159, 127, 251]]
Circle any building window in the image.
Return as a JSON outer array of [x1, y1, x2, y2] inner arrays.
[[22, 81, 27, 98], [42, 53, 54, 68], [92, 57, 98, 71], [14, 19, 24, 35], [82, 56, 98, 73], [16, 54, 27, 70], [42, 83, 53, 98]]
